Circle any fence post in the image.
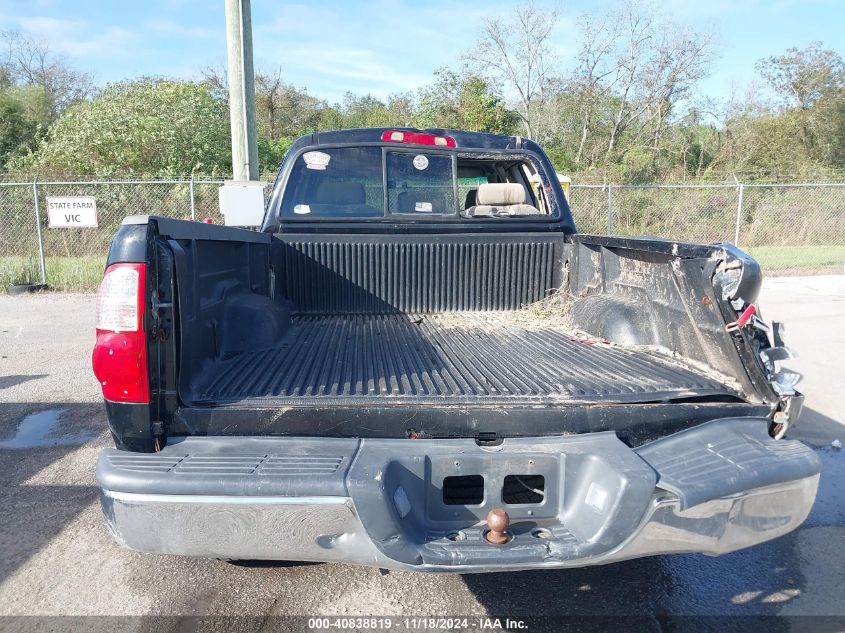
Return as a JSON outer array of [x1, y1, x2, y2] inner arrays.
[[32, 178, 47, 285], [607, 185, 613, 235], [734, 182, 744, 246], [189, 174, 196, 221]]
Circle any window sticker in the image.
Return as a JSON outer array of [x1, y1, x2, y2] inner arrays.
[[293, 204, 311, 214], [414, 202, 433, 212], [412, 155, 429, 170], [303, 151, 330, 170]]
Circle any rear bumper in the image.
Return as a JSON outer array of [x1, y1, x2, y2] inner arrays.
[[96, 418, 820, 572]]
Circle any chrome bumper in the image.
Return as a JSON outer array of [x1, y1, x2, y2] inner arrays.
[[97, 418, 821, 572]]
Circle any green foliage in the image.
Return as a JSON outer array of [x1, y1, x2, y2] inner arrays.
[[318, 106, 344, 131], [339, 93, 396, 128], [619, 146, 658, 183], [543, 144, 575, 173], [417, 69, 518, 134], [34, 79, 231, 177], [728, 111, 812, 177], [745, 245, 845, 275], [756, 42, 845, 110], [1, 256, 103, 291], [254, 72, 325, 140], [0, 89, 38, 168], [257, 136, 297, 178], [1, 28, 94, 126], [6, 84, 52, 130], [711, 43, 845, 180], [0, 256, 41, 287]]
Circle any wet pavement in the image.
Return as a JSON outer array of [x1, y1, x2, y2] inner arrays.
[[0, 281, 843, 630], [0, 408, 94, 449]]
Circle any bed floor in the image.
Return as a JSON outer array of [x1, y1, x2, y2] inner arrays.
[[192, 314, 735, 406]]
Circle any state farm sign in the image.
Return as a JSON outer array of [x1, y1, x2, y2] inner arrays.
[[47, 196, 98, 228]]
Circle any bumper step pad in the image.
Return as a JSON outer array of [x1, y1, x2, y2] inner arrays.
[[636, 417, 819, 510]]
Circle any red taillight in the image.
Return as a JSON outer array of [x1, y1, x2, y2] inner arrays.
[[381, 130, 456, 147], [92, 263, 149, 403]]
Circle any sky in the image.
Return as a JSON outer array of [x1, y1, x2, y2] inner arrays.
[[0, 0, 842, 106]]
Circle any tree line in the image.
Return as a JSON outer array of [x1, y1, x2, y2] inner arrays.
[[1, 0, 844, 183]]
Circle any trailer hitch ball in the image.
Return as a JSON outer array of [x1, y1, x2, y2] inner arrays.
[[485, 508, 511, 545]]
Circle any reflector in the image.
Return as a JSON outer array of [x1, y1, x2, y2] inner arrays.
[[95, 264, 141, 332]]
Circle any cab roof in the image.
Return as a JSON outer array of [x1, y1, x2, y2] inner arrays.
[[290, 127, 542, 153]]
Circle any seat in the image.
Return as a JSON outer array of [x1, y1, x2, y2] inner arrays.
[[463, 183, 541, 217], [307, 181, 381, 217], [315, 181, 367, 205]]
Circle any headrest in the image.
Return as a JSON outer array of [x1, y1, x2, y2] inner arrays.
[[476, 183, 527, 206], [314, 181, 366, 205]]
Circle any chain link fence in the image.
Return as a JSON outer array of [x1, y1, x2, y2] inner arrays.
[[1, 179, 843, 291], [0, 182, 44, 289], [0, 178, 275, 291], [571, 183, 845, 276]]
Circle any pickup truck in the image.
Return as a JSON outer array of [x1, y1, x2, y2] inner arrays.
[[92, 128, 819, 572]]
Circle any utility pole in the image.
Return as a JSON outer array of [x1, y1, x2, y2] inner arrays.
[[224, 0, 259, 181]]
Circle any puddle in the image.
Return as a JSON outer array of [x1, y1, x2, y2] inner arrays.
[[0, 408, 95, 449]]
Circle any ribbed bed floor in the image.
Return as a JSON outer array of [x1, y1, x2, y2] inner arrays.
[[193, 314, 734, 405]]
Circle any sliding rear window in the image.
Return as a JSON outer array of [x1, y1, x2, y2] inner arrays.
[[387, 152, 457, 215]]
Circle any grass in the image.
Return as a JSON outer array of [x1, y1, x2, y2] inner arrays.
[[1, 245, 842, 294], [744, 245, 845, 276], [1, 256, 105, 292]]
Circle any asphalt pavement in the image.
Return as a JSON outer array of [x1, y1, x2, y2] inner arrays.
[[0, 279, 843, 631]]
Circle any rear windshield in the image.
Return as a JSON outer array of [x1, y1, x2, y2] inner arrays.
[[279, 146, 551, 220]]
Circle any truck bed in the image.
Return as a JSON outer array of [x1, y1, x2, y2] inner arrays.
[[191, 313, 736, 406]]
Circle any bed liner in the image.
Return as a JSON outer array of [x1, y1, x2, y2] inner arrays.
[[191, 313, 737, 406]]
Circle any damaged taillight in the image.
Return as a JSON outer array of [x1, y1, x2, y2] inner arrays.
[[92, 263, 149, 403]]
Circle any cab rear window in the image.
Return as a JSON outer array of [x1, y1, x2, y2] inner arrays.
[[279, 146, 550, 220]]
